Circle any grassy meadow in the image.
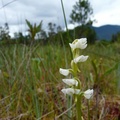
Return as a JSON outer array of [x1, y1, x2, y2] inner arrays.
[[0, 41, 120, 120]]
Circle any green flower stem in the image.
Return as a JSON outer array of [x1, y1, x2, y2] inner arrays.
[[67, 95, 73, 118], [72, 49, 82, 120], [87, 100, 90, 120], [76, 95, 82, 120], [71, 48, 80, 59]]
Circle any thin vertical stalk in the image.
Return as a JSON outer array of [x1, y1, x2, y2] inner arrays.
[[87, 100, 90, 120], [60, 32, 68, 68], [67, 95, 72, 118], [60, 0, 70, 42], [117, 62, 120, 94], [76, 95, 82, 120], [60, 0, 68, 32], [60, 1, 72, 119]]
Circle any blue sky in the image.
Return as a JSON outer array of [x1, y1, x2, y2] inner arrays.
[[0, 0, 120, 36]]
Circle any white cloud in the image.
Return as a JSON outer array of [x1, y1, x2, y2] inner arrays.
[[91, 0, 120, 26], [0, 0, 120, 36]]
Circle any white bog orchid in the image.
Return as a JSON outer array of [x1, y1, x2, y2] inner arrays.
[[69, 38, 87, 50], [62, 78, 78, 86], [61, 88, 80, 96], [60, 38, 94, 119], [59, 68, 70, 76], [73, 55, 89, 63], [84, 89, 93, 99]]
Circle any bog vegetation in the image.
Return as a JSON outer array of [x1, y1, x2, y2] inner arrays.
[[0, 0, 120, 119]]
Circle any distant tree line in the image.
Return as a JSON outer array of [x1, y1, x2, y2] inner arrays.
[[111, 32, 120, 43]]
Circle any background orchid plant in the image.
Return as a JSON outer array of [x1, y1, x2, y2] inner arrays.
[[59, 38, 93, 120]]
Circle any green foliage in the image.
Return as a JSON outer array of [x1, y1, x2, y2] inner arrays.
[[26, 19, 42, 41], [73, 25, 96, 44], [70, 0, 93, 26], [13, 32, 30, 44], [91, 59, 118, 93], [0, 23, 10, 41], [111, 32, 120, 43], [48, 22, 56, 37]]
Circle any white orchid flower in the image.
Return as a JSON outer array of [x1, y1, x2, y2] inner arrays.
[[59, 68, 70, 76], [61, 88, 80, 96], [62, 78, 78, 86], [84, 89, 93, 99], [73, 55, 89, 63], [69, 38, 87, 50]]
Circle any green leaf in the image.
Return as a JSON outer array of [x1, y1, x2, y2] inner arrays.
[[91, 60, 98, 76], [102, 63, 119, 77], [32, 58, 43, 63], [91, 60, 98, 82], [25, 19, 32, 31]]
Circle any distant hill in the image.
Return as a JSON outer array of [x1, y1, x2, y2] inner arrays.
[[92, 25, 120, 40]]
